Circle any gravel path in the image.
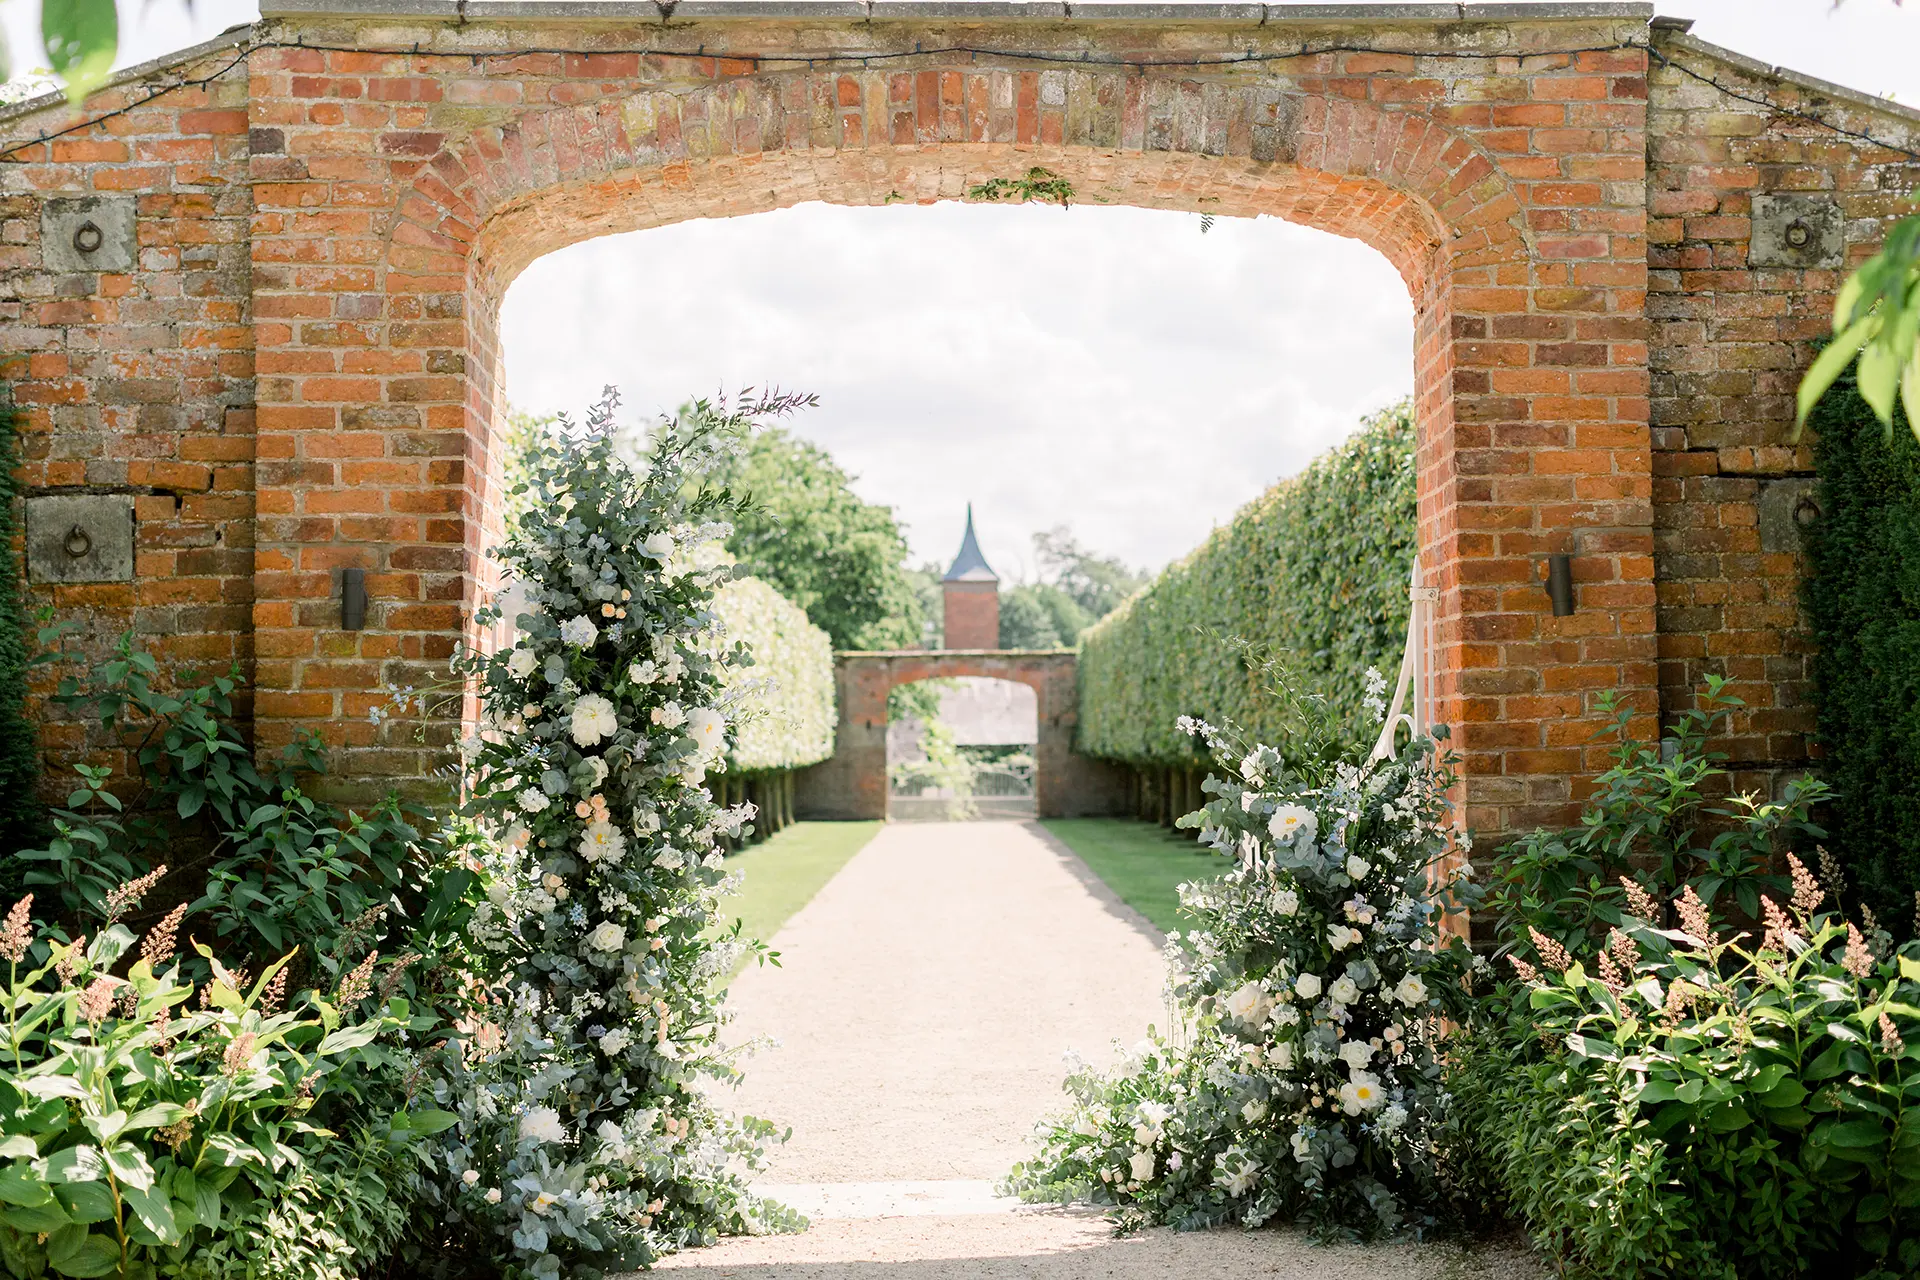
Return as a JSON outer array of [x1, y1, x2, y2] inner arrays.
[[658, 820, 1545, 1278]]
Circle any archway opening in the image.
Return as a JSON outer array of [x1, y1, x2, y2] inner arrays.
[[886, 676, 1041, 822]]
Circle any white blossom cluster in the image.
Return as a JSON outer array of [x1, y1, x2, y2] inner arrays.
[[429, 391, 805, 1277], [1012, 713, 1468, 1239]]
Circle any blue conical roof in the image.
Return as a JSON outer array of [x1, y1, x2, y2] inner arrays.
[[942, 504, 999, 583]]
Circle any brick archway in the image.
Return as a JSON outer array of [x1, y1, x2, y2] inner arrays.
[[238, 5, 1656, 837], [798, 649, 1123, 821]]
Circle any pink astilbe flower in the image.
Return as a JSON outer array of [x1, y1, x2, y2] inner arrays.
[[55, 935, 85, 987], [1843, 923, 1875, 978], [1528, 927, 1573, 974], [1662, 978, 1695, 1023], [336, 950, 380, 1007], [258, 968, 288, 1016], [0, 896, 32, 965], [1818, 845, 1847, 896], [1880, 1012, 1905, 1057], [1508, 954, 1540, 984], [1787, 853, 1824, 917], [1595, 949, 1627, 994], [222, 1031, 257, 1078], [139, 903, 188, 968], [77, 977, 117, 1026], [1760, 897, 1800, 954], [1607, 927, 1642, 973], [1675, 886, 1718, 947], [103, 864, 167, 925], [1618, 877, 1660, 923]]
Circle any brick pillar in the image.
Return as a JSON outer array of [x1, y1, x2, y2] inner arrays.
[[943, 582, 999, 650]]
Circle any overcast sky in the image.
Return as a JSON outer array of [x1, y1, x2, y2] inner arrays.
[[7, 1, 1915, 575]]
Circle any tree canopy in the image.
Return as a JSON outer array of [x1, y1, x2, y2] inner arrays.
[[998, 528, 1147, 649]]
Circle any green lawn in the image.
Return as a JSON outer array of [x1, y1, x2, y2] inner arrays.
[[713, 820, 883, 976], [1041, 818, 1229, 936]]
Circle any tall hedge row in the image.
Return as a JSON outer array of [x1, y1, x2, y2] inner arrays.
[[1077, 401, 1417, 765], [0, 409, 38, 855], [714, 575, 836, 773], [1802, 370, 1920, 921]]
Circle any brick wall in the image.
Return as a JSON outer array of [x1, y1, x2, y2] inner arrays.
[[0, 5, 1912, 837]]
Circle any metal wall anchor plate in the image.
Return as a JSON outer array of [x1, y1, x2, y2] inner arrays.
[[25, 495, 135, 584], [1750, 195, 1844, 270], [40, 196, 137, 273]]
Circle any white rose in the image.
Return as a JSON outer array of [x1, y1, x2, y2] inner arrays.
[[1221, 981, 1268, 1025], [484, 1187, 502, 1204], [587, 922, 625, 952], [1338, 1040, 1372, 1070], [1346, 856, 1372, 882], [507, 647, 538, 679], [643, 532, 675, 560], [569, 694, 618, 747], [1071, 1114, 1101, 1138], [1328, 976, 1360, 1006], [1393, 973, 1429, 1007], [560, 616, 599, 648], [1338, 1071, 1385, 1114], [1267, 1042, 1293, 1069], [1267, 804, 1317, 844], [1271, 889, 1299, 916], [462, 1169, 480, 1186], [1327, 924, 1360, 951], [687, 707, 726, 754], [517, 787, 549, 813], [600, 1028, 631, 1056], [579, 821, 626, 866], [519, 1106, 566, 1145], [1294, 973, 1322, 1000], [1128, 1151, 1155, 1182]]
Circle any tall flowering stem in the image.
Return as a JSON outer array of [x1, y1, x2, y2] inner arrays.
[[431, 389, 808, 1277]]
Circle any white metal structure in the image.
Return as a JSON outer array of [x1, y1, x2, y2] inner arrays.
[[1369, 562, 1440, 763]]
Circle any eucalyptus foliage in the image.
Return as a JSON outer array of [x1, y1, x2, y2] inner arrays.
[[1010, 683, 1470, 1238], [712, 577, 835, 774], [421, 391, 798, 1279], [1076, 402, 1415, 765]]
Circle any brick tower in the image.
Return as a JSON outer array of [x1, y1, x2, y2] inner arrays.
[[941, 506, 1000, 650]]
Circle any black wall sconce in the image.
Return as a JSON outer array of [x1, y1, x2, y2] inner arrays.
[[1545, 553, 1575, 617], [341, 568, 368, 631]]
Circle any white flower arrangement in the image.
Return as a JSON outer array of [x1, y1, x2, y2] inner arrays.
[[1012, 696, 1467, 1240], [433, 389, 809, 1278]]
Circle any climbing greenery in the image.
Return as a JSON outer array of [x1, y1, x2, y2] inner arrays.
[[965, 166, 1074, 208], [1076, 401, 1415, 765], [0, 409, 40, 857], [713, 576, 835, 774], [1801, 368, 1920, 926]]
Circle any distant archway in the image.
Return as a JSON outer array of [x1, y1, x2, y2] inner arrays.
[[798, 651, 1125, 821]]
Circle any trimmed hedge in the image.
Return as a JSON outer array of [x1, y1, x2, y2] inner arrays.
[[1803, 370, 1920, 923], [714, 574, 836, 773], [1077, 401, 1415, 765]]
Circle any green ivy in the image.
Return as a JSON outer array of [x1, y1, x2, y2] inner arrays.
[[1076, 401, 1416, 764], [1802, 369, 1920, 924], [0, 408, 40, 857]]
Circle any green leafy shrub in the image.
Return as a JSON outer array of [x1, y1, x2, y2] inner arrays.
[[1076, 401, 1414, 765], [1487, 677, 1828, 965], [1010, 670, 1470, 1238], [0, 886, 444, 1280], [1801, 367, 1920, 926], [1450, 860, 1920, 1280]]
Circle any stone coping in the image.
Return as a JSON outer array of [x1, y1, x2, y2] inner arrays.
[[252, 1, 1656, 22]]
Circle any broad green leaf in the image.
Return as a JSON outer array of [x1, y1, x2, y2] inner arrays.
[[405, 1109, 458, 1136], [45, 1222, 88, 1264], [80, 1112, 126, 1145], [1821, 1118, 1891, 1149], [0, 1199, 71, 1233], [50, 1180, 115, 1225], [0, 1164, 53, 1207], [42, 1145, 104, 1184], [316, 1022, 380, 1055], [119, 1182, 178, 1243], [102, 1143, 153, 1191], [1797, 315, 1876, 429], [47, 1231, 120, 1278], [0, 1136, 38, 1160]]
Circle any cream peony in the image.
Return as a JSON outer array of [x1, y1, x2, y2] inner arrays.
[[570, 694, 617, 747], [627, 659, 657, 684], [517, 787, 549, 813], [1393, 973, 1429, 1006], [507, 647, 538, 679], [651, 702, 686, 729], [1241, 1099, 1268, 1123], [587, 921, 625, 952], [1267, 804, 1317, 844], [687, 706, 726, 754], [642, 532, 675, 560], [519, 1106, 566, 1145], [1129, 1151, 1156, 1181], [1267, 1041, 1294, 1069], [579, 821, 626, 866], [560, 615, 599, 648], [1271, 889, 1299, 916]]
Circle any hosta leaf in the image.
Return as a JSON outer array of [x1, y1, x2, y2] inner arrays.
[[47, 1231, 119, 1278]]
